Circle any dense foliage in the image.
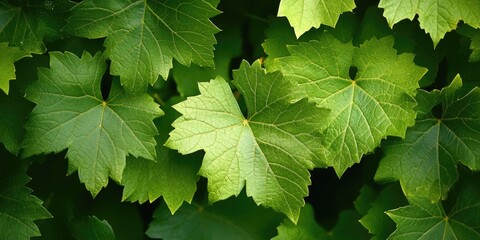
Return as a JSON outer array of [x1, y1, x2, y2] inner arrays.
[[1, 0, 480, 239]]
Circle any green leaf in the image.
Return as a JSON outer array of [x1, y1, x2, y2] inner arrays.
[[0, 86, 34, 155], [375, 76, 480, 201], [272, 34, 426, 175], [457, 24, 480, 62], [121, 104, 201, 212], [173, 27, 243, 97], [22, 51, 163, 196], [387, 183, 480, 239], [70, 216, 115, 240], [379, 0, 480, 47], [0, 150, 51, 239], [277, 0, 356, 37], [273, 204, 326, 240], [0, 1, 73, 53], [359, 184, 408, 240], [146, 194, 283, 240], [64, 0, 220, 93], [166, 61, 330, 223], [0, 42, 30, 94], [273, 204, 370, 240]]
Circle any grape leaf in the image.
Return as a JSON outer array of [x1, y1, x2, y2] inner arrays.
[[277, 0, 356, 37], [0, 85, 34, 155], [166, 61, 330, 223], [0, 150, 51, 239], [122, 104, 201, 212], [272, 204, 326, 240], [273, 204, 370, 240], [375, 76, 480, 201], [0, 42, 30, 94], [64, 0, 220, 94], [387, 183, 480, 239], [22, 51, 162, 196], [272, 34, 426, 175], [147, 194, 283, 240], [359, 184, 408, 240], [379, 0, 480, 47], [0, 0, 73, 53], [70, 216, 115, 240], [457, 24, 480, 62]]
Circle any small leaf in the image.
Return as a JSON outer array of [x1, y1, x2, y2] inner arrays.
[[272, 34, 427, 175], [70, 216, 115, 240], [379, 0, 480, 47], [273, 204, 326, 240], [0, 84, 34, 155], [359, 184, 408, 240], [166, 61, 330, 223], [121, 106, 202, 212], [277, 0, 356, 37], [0, 1, 73, 53], [273, 204, 370, 240], [22, 51, 163, 196], [387, 182, 480, 239], [147, 194, 283, 240], [0, 150, 51, 239], [64, 0, 221, 93], [376, 76, 480, 201], [0, 42, 30, 94]]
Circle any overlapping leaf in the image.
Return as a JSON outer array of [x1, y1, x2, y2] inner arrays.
[[273, 204, 370, 240], [70, 216, 115, 240], [277, 0, 355, 37], [376, 76, 480, 201], [147, 195, 283, 240], [379, 0, 480, 46], [0, 0, 73, 53], [0, 151, 51, 239], [0, 42, 30, 94], [22, 51, 162, 195], [358, 184, 408, 240], [64, 0, 220, 93], [121, 105, 201, 212], [166, 61, 330, 222], [387, 183, 480, 239], [272, 34, 426, 175]]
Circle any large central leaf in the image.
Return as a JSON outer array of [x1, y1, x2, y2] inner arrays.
[[272, 34, 426, 175], [166, 61, 330, 223], [22, 51, 162, 195], [64, 0, 220, 93]]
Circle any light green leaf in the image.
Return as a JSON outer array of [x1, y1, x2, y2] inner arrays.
[[0, 151, 51, 240], [375, 76, 480, 201], [273, 34, 426, 175], [0, 42, 30, 94], [64, 0, 220, 94], [379, 0, 480, 47], [22, 51, 163, 196], [277, 0, 356, 37], [359, 184, 408, 240], [387, 183, 480, 239], [146, 194, 283, 240], [70, 216, 115, 240], [166, 61, 329, 223]]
